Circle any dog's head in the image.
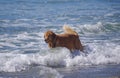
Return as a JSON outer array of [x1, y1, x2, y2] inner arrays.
[[44, 31, 56, 43]]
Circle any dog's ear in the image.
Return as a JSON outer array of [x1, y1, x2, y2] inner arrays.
[[50, 32, 56, 40]]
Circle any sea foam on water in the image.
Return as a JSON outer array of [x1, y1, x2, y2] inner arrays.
[[0, 43, 120, 72]]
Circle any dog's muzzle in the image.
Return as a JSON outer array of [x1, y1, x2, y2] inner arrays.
[[44, 39, 49, 43]]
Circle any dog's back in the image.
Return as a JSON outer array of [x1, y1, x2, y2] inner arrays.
[[44, 25, 83, 51]]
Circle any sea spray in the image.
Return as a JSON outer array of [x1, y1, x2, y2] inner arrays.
[[0, 43, 120, 72], [39, 66, 63, 78]]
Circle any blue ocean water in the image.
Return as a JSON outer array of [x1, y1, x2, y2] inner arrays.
[[0, 0, 120, 78]]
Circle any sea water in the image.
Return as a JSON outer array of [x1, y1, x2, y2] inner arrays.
[[0, 0, 120, 78]]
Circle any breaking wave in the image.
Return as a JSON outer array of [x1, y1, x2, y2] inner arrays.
[[0, 43, 120, 72]]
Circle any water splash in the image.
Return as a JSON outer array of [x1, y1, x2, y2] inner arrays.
[[0, 43, 120, 72]]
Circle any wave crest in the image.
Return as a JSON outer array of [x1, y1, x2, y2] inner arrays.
[[0, 43, 120, 72]]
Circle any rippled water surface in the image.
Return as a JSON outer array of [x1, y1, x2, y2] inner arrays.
[[0, 0, 120, 78]]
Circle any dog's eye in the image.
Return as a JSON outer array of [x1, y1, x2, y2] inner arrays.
[[48, 35, 52, 40], [48, 35, 51, 38]]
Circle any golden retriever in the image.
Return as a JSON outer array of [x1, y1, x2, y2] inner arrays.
[[44, 25, 83, 52]]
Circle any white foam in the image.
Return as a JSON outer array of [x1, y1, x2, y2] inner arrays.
[[65, 43, 120, 66], [0, 26, 120, 72], [0, 19, 10, 23], [104, 12, 114, 17], [78, 22, 104, 35], [39, 67, 63, 78], [12, 19, 37, 27], [0, 32, 44, 51], [0, 43, 120, 72], [0, 48, 70, 72]]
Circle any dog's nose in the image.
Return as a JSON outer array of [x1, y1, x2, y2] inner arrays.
[[44, 39, 48, 43]]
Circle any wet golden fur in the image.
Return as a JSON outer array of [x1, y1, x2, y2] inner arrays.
[[44, 25, 83, 52]]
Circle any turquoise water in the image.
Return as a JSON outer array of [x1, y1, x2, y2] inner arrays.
[[0, 0, 120, 78]]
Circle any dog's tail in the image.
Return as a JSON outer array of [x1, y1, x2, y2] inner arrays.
[[63, 25, 78, 36]]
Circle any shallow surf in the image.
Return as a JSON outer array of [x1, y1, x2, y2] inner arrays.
[[0, 0, 120, 78]]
